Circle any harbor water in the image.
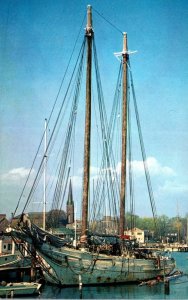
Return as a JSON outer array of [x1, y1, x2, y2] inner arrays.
[[30, 252, 188, 299]]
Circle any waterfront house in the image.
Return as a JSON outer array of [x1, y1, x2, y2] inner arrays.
[[125, 227, 145, 244]]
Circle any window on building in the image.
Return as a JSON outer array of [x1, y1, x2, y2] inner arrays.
[[8, 244, 12, 251]]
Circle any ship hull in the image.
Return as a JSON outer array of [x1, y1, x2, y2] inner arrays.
[[38, 244, 175, 286]]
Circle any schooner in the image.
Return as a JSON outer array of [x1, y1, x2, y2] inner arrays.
[[10, 5, 175, 286]]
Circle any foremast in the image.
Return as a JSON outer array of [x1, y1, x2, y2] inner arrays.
[[119, 33, 128, 237], [81, 5, 93, 245]]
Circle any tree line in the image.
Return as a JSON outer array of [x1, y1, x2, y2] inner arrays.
[[125, 212, 188, 243]]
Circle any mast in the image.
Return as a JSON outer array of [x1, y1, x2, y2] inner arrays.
[[81, 5, 93, 244], [43, 118, 47, 230], [119, 33, 128, 237]]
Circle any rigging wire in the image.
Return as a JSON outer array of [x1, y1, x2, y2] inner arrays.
[[127, 58, 159, 234], [127, 77, 135, 230], [43, 77, 80, 211], [46, 41, 85, 218], [93, 8, 123, 35], [90, 38, 120, 230], [20, 38, 86, 214], [12, 5, 159, 239], [41, 37, 86, 228], [50, 44, 85, 213], [13, 14, 86, 219]]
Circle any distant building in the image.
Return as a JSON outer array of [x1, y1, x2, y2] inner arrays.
[[0, 236, 28, 255], [0, 214, 26, 255], [166, 232, 178, 243], [125, 227, 145, 244], [144, 230, 154, 242], [10, 180, 75, 232], [0, 214, 9, 232], [66, 220, 82, 235], [51, 227, 74, 239]]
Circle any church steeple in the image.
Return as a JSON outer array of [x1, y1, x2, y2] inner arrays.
[[67, 179, 73, 205], [66, 179, 74, 224]]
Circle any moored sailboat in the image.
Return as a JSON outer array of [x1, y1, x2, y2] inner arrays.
[[10, 5, 175, 286]]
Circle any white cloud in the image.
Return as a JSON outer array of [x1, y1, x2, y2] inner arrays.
[[69, 157, 176, 196], [116, 162, 121, 175], [0, 167, 34, 183], [131, 157, 176, 177], [114, 157, 175, 178], [77, 168, 83, 175], [77, 166, 99, 176], [90, 166, 99, 175], [158, 180, 188, 195], [75, 157, 175, 186], [155, 179, 188, 216], [71, 175, 82, 189]]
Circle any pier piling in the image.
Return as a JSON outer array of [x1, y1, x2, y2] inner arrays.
[[164, 279, 170, 295]]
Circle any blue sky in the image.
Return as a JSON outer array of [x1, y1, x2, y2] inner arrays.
[[0, 0, 188, 219]]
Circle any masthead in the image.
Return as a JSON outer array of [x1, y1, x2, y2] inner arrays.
[[86, 5, 93, 35]]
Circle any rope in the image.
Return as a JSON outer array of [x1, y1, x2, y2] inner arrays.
[[11, 234, 61, 284], [64, 254, 98, 275], [20, 38, 86, 214], [127, 80, 135, 230], [13, 14, 86, 218], [90, 38, 120, 226], [128, 59, 159, 234], [50, 41, 85, 216], [93, 8, 123, 35], [91, 61, 124, 230]]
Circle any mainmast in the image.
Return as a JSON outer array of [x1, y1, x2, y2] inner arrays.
[[81, 5, 93, 244], [119, 33, 128, 237]]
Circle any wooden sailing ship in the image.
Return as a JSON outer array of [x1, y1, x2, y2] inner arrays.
[[10, 5, 175, 286]]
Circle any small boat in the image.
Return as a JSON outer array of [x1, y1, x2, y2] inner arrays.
[[0, 254, 31, 271], [138, 278, 161, 286], [166, 270, 183, 281], [139, 270, 183, 286], [0, 254, 22, 269], [0, 282, 41, 297]]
